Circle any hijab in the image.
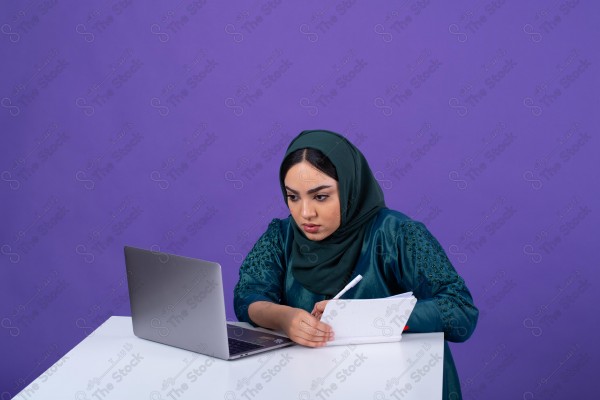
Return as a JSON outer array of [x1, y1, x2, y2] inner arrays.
[[279, 130, 386, 296]]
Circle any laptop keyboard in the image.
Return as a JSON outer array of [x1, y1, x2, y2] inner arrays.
[[228, 337, 264, 355]]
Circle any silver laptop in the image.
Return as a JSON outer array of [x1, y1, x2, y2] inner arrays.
[[124, 246, 294, 360]]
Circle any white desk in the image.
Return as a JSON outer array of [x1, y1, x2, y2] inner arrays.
[[13, 317, 443, 400]]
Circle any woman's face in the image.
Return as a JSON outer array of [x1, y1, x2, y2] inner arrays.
[[284, 161, 341, 241]]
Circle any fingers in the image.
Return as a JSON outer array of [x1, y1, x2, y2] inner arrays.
[[310, 304, 318, 316], [313, 310, 323, 321], [311, 300, 329, 320], [290, 313, 333, 347], [300, 318, 332, 338], [314, 301, 328, 313], [281, 307, 334, 347]]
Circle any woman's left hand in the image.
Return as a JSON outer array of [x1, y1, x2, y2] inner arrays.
[[311, 300, 329, 320]]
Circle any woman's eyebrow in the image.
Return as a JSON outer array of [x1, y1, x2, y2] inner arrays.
[[284, 185, 333, 195], [307, 185, 332, 194]]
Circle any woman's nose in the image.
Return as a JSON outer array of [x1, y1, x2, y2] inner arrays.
[[301, 201, 316, 219]]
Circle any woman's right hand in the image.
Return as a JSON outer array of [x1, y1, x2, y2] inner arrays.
[[279, 306, 334, 347], [248, 301, 334, 347]]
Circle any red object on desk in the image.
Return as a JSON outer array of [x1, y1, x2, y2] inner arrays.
[[404, 326, 409, 331]]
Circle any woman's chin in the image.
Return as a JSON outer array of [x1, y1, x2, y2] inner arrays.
[[304, 231, 332, 241]]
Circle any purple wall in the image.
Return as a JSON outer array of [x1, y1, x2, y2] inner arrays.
[[1, 1, 598, 398]]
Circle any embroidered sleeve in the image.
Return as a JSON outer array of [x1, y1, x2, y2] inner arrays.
[[233, 219, 285, 324], [401, 221, 479, 342]]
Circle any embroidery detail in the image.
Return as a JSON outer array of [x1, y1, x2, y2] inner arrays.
[[233, 219, 282, 318], [402, 221, 472, 339]]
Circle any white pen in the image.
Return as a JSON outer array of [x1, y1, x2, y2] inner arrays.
[[332, 275, 363, 300]]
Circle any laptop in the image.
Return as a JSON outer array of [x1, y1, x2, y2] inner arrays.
[[123, 246, 294, 360]]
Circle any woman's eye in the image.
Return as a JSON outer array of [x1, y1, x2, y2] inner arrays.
[[315, 194, 329, 201], [286, 194, 298, 202]]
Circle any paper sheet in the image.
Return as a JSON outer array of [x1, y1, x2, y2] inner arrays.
[[321, 292, 417, 346]]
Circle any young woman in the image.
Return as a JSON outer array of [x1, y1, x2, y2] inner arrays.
[[234, 130, 478, 399]]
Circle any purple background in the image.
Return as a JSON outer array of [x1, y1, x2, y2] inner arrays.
[[1, 1, 598, 398]]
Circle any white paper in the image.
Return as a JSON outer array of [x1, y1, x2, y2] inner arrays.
[[321, 292, 417, 346]]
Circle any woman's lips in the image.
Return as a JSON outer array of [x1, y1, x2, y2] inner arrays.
[[303, 224, 320, 234]]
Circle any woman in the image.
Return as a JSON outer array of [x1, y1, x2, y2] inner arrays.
[[234, 130, 478, 399]]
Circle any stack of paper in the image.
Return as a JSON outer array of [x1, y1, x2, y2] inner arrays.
[[320, 292, 417, 346]]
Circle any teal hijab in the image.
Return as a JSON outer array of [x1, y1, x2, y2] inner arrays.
[[279, 130, 386, 296]]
